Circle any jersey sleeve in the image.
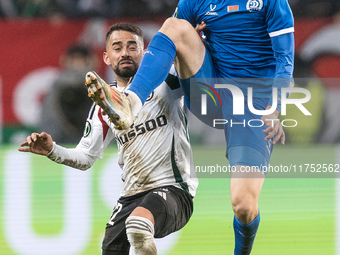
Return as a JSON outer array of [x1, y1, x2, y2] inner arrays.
[[271, 33, 294, 79], [269, 33, 295, 111], [174, 0, 197, 27], [266, 0, 294, 37], [47, 142, 97, 170], [76, 104, 115, 159]]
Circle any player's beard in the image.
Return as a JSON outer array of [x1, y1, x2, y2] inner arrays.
[[114, 58, 139, 78]]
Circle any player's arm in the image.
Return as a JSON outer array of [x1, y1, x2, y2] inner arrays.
[[18, 132, 97, 170], [265, 0, 295, 110], [261, 32, 294, 145], [18, 103, 114, 170], [269, 32, 295, 111], [262, 0, 295, 145]]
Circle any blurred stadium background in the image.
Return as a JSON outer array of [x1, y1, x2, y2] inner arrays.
[[0, 0, 340, 254]]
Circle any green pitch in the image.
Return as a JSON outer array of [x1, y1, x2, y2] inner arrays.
[[171, 144, 336, 255], [0, 144, 336, 255]]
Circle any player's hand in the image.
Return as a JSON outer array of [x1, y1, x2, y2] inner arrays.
[[195, 21, 207, 41], [261, 107, 285, 145], [18, 132, 53, 155]]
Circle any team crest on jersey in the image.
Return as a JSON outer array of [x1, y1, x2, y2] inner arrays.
[[83, 121, 91, 138], [246, 0, 263, 11]]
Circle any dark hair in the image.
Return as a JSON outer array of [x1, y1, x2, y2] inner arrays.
[[106, 23, 144, 45], [66, 44, 93, 58]]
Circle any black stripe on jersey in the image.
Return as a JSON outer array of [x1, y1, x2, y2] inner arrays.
[[165, 73, 181, 90], [109, 81, 118, 88], [88, 81, 117, 120], [171, 135, 190, 195], [88, 103, 96, 120]]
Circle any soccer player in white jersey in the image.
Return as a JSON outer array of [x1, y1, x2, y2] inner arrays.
[[19, 23, 198, 255], [92, 1, 295, 254]]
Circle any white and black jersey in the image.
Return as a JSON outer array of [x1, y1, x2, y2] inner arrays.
[[77, 67, 198, 197]]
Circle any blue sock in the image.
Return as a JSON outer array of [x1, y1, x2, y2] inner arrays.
[[233, 211, 260, 255], [128, 32, 176, 104]]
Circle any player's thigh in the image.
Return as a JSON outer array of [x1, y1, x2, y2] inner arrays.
[[129, 206, 155, 225], [179, 49, 222, 125], [102, 196, 142, 255], [223, 96, 274, 169], [230, 166, 265, 205], [222, 96, 270, 207], [159, 17, 206, 80], [230, 167, 264, 222], [139, 186, 193, 238]]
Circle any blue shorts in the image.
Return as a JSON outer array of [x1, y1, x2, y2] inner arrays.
[[179, 49, 274, 170]]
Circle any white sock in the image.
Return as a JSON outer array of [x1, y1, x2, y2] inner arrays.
[[126, 216, 157, 255]]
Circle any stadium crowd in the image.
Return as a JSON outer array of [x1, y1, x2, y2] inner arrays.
[[0, 0, 178, 18], [1, 0, 340, 145], [0, 0, 339, 19]]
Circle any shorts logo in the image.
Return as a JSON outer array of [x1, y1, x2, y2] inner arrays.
[[246, 0, 263, 11], [153, 191, 167, 200], [83, 121, 91, 138]]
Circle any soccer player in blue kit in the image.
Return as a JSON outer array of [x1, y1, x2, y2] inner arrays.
[[100, 0, 295, 254]]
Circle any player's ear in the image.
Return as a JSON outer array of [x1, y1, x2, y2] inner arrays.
[[103, 52, 111, 66]]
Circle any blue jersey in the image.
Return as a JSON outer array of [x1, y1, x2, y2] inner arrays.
[[175, 0, 294, 98]]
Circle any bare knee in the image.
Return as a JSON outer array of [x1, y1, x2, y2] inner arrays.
[[160, 17, 197, 44], [231, 197, 258, 224], [158, 17, 206, 78]]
